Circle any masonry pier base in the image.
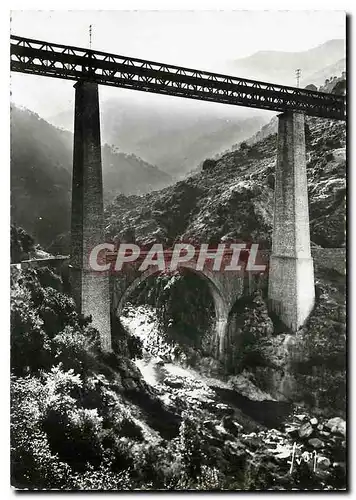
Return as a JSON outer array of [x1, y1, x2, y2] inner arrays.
[[268, 111, 315, 331]]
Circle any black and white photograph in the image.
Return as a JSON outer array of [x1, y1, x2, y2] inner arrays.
[[9, 7, 347, 491]]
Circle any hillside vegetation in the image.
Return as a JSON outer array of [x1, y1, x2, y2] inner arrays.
[[105, 114, 345, 249], [10, 259, 346, 490]]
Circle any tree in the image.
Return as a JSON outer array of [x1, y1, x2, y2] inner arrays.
[[10, 225, 35, 263], [178, 412, 204, 483], [11, 283, 50, 375]]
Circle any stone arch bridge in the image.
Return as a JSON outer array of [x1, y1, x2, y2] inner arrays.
[[108, 247, 267, 358], [15, 247, 345, 359], [16, 248, 268, 359]]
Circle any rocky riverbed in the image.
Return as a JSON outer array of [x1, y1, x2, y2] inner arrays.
[[120, 304, 347, 490]]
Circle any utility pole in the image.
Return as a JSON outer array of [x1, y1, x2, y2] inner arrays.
[[295, 68, 301, 88], [89, 24, 92, 49]]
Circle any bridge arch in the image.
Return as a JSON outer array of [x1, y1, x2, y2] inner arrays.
[[112, 262, 230, 357]]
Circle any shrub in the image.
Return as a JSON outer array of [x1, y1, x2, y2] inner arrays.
[[247, 145, 261, 159], [69, 464, 132, 490], [202, 158, 217, 171], [11, 284, 50, 375], [11, 375, 71, 489], [41, 367, 104, 471], [51, 325, 100, 375], [178, 412, 204, 482], [39, 287, 79, 338], [36, 266, 63, 292], [43, 405, 104, 471], [11, 268, 150, 489]]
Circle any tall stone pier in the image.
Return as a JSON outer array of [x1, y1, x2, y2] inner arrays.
[[70, 80, 112, 351], [268, 111, 315, 331]]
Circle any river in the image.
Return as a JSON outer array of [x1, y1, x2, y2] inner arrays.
[[120, 303, 293, 430]]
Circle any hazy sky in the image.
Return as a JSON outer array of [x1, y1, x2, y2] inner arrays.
[[10, 10, 346, 119]]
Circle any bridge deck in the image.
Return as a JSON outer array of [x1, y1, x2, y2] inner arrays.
[[11, 35, 345, 120]]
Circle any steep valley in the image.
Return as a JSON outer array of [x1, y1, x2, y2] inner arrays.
[[10, 73, 347, 490]]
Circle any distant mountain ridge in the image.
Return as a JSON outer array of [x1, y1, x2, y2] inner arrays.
[[302, 58, 346, 87], [11, 105, 172, 247], [228, 39, 345, 87], [48, 99, 268, 179], [46, 39, 345, 179]]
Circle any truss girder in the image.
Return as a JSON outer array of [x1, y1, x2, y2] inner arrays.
[[10, 35, 345, 120]]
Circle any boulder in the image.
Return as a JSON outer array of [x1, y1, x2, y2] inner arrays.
[[325, 417, 346, 437], [203, 419, 219, 432], [299, 422, 314, 439], [228, 373, 274, 401], [233, 421, 244, 433], [310, 417, 318, 426], [295, 414, 307, 421], [317, 456, 331, 470], [164, 377, 184, 389], [308, 438, 325, 449]]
